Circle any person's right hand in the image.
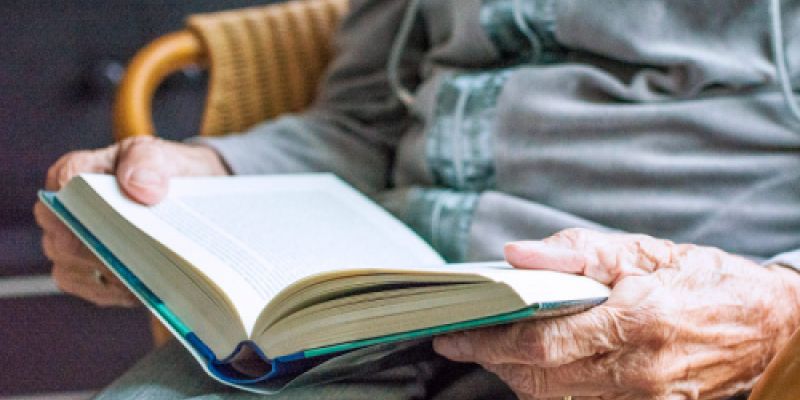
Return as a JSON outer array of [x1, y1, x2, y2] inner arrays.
[[33, 136, 230, 307], [434, 229, 800, 399]]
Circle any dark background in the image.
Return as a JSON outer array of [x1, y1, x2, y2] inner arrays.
[[0, 0, 275, 396]]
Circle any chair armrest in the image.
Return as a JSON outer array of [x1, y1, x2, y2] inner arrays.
[[749, 326, 800, 399], [113, 31, 205, 140]]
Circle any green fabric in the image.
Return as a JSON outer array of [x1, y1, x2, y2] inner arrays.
[[479, 0, 565, 64], [405, 189, 479, 262], [427, 70, 509, 192]]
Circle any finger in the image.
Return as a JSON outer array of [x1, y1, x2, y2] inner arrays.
[[52, 263, 137, 307], [115, 136, 174, 205], [37, 201, 114, 284], [33, 201, 68, 233], [50, 258, 131, 295], [543, 229, 676, 278], [41, 233, 130, 291], [508, 229, 676, 286], [45, 146, 118, 190], [52, 263, 139, 307], [433, 306, 624, 367], [505, 241, 586, 274], [41, 231, 99, 267]]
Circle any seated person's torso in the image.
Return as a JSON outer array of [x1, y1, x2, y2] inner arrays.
[[383, 0, 800, 261]]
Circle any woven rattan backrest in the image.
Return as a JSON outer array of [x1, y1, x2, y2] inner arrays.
[[187, 0, 348, 136]]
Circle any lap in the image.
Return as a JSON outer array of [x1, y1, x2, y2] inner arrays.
[[94, 340, 514, 400]]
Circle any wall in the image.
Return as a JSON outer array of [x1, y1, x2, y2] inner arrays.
[[0, 0, 277, 396]]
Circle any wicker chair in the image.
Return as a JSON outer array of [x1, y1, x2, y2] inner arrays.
[[114, 0, 347, 140], [112, 0, 798, 397]]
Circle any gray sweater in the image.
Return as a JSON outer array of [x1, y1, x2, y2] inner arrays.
[[202, 0, 800, 267]]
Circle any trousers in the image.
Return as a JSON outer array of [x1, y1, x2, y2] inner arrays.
[[93, 340, 516, 399]]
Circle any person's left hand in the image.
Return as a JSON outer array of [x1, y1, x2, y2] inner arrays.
[[433, 228, 800, 399]]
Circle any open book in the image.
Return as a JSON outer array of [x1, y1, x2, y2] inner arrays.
[[40, 173, 609, 393]]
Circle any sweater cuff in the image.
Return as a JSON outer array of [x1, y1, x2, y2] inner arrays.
[[183, 116, 317, 176], [185, 134, 285, 176], [764, 250, 800, 273]]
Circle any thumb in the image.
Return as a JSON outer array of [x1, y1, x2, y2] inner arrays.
[[115, 137, 173, 205], [504, 240, 586, 274], [506, 229, 677, 287]]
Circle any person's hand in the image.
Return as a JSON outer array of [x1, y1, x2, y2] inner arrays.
[[33, 136, 229, 307], [433, 228, 800, 399]]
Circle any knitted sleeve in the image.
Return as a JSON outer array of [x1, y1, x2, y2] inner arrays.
[[195, 0, 424, 195]]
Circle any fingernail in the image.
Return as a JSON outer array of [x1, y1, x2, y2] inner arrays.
[[506, 241, 543, 252], [129, 169, 161, 187]]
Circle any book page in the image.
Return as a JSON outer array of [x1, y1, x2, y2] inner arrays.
[[282, 262, 610, 307], [431, 263, 611, 304], [78, 174, 444, 333], [150, 189, 445, 297]]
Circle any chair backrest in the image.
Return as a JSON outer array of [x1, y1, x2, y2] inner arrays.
[[113, 0, 348, 140], [187, 0, 348, 136]]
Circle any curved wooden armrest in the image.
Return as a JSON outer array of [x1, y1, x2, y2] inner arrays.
[[113, 31, 205, 140], [749, 326, 800, 399]]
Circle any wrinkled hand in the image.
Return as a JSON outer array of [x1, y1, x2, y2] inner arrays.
[[434, 228, 800, 399], [33, 136, 229, 307]]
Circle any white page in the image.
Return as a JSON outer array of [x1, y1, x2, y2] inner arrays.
[[433, 263, 610, 304], [78, 173, 444, 332], [290, 262, 611, 306]]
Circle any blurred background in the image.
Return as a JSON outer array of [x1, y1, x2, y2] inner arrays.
[[0, 1, 275, 398]]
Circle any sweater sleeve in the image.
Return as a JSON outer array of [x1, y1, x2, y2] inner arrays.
[[765, 250, 800, 272], [195, 0, 425, 194]]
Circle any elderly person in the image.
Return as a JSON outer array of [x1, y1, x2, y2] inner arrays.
[[34, 0, 800, 398]]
